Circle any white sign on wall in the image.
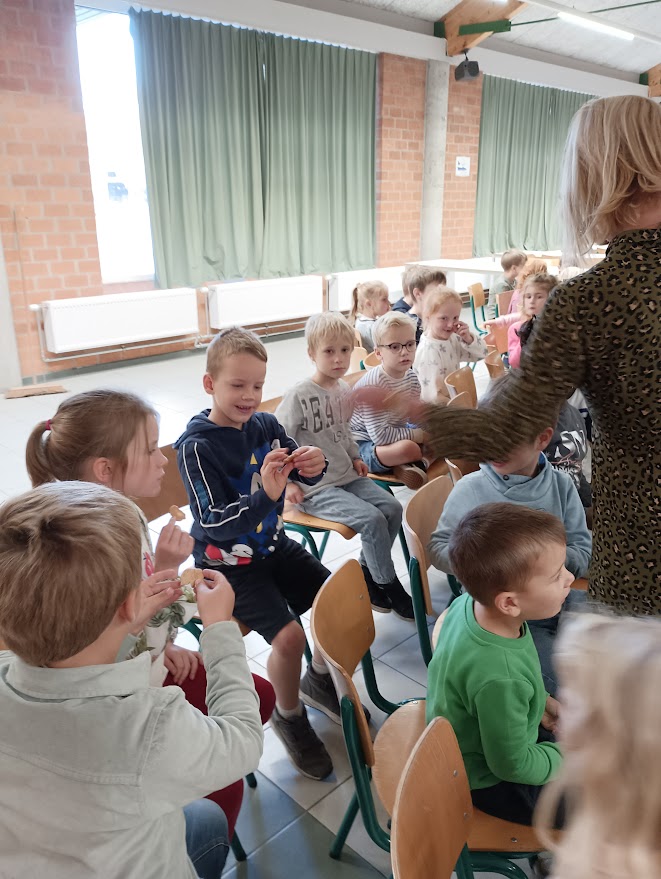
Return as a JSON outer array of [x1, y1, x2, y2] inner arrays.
[[455, 156, 470, 177]]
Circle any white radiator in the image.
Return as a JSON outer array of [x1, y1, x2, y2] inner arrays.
[[207, 275, 324, 330], [327, 266, 406, 312], [41, 288, 199, 354]]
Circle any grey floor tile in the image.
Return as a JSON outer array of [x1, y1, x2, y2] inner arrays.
[[353, 659, 426, 731], [378, 632, 429, 687]]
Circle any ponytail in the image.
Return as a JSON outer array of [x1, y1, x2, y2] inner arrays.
[[25, 421, 59, 487], [350, 286, 360, 324]]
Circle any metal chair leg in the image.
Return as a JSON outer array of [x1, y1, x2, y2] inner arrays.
[[230, 831, 247, 862], [329, 791, 360, 859]]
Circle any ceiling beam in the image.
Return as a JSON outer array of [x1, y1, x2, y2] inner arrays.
[[439, 0, 527, 56], [648, 63, 661, 96]]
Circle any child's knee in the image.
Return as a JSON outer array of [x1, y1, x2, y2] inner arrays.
[[402, 439, 422, 461], [383, 495, 403, 525], [271, 621, 306, 660]]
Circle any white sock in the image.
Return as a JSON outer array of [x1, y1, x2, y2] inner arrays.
[[277, 700, 304, 719], [311, 658, 329, 675]]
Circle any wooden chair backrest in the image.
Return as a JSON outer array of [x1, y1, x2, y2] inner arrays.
[[354, 328, 363, 346], [444, 366, 477, 408], [496, 289, 513, 316], [350, 346, 368, 373], [310, 559, 376, 766], [372, 700, 427, 816], [445, 457, 481, 481], [445, 458, 463, 485], [362, 350, 380, 369], [485, 350, 506, 380], [135, 444, 189, 523], [403, 475, 454, 615], [489, 321, 509, 355], [391, 717, 473, 879], [343, 370, 366, 388], [258, 396, 282, 414], [446, 391, 472, 410], [468, 282, 486, 308]]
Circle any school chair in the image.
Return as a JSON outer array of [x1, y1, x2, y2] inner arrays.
[[350, 346, 368, 372], [467, 283, 488, 337], [402, 475, 461, 665], [485, 350, 506, 380], [309, 559, 426, 860], [366, 470, 411, 566], [354, 327, 363, 346], [487, 321, 510, 356], [343, 370, 366, 388], [444, 366, 478, 408], [446, 391, 472, 409], [445, 456, 481, 483], [495, 289, 514, 317], [362, 350, 380, 369], [391, 716, 545, 879]]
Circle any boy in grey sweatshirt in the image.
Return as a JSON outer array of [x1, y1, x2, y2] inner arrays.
[[276, 312, 414, 621]]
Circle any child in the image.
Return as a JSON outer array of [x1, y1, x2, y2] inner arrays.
[[486, 249, 527, 319], [350, 280, 391, 352], [414, 287, 487, 404], [0, 481, 263, 878], [507, 258, 549, 314], [538, 613, 661, 877], [276, 312, 413, 619], [428, 374, 592, 696], [427, 503, 570, 826], [391, 265, 420, 314], [175, 327, 339, 781], [351, 312, 428, 490], [406, 266, 447, 344], [507, 272, 556, 369]]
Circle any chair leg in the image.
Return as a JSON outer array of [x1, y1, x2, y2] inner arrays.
[[329, 791, 360, 859], [245, 772, 257, 789], [469, 853, 531, 878], [231, 831, 247, 862], [397, 527, 410, 566]]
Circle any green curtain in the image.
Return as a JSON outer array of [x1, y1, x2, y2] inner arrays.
[[473, 76, 593, 256], [130, 10, 376, 286], [260, 36, 376, 277]]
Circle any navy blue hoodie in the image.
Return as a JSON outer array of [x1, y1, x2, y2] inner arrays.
[[174, 410, 324, 568]]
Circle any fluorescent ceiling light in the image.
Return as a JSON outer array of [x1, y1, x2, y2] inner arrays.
[[557, 11, 634, 40]]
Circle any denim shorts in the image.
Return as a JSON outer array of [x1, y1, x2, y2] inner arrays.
[[356, 439, 390, 474]]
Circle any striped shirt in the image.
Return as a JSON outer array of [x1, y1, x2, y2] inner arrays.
[[350, 365, 424, 446]]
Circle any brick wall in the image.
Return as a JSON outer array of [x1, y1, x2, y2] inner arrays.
[[441, 73, 483, 259], [375, 53, 427, 268]]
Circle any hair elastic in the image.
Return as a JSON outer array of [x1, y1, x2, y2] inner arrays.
[[45, 419, 52, 431]]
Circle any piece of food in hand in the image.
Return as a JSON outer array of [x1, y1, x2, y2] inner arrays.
[[169, 505, 185, 521], [179, 567, 204, 602]]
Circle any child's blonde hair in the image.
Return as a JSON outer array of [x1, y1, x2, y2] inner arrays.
[[516, 258, 548, 289], [0, 482, 143, 666], [349, 281, 389, 323], [561, 95, 661, 261], [305, 311, 355, 353], [373, 311, 417, 347], [206, 326, 267, 378], [422, 286, 463, 324], [500, 249, 527, 272], [537, 612, 661, 876], [407, 266, 447, 298], [519, 272, 556, 318], [25, 390, 157, 489]]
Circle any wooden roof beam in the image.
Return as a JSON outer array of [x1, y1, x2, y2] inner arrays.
[[437, 0, 527, 56]]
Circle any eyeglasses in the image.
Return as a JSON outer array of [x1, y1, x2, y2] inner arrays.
[[379, 341, 417, 353]]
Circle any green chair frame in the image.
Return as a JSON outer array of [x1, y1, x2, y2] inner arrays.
[[408, 555, 461, 666], [469, 287, 488, 338], [284, 521, 333, 561]]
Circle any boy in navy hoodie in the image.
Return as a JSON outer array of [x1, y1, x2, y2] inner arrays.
[[175, 327, 336, 781], [429, 374, 591, 696]]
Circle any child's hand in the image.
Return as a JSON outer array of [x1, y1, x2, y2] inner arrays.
[[285, 483, 305, 506], [164, 642, 203, 684], [541, 695, 560, 734], [353, 458, 368, 477], [454, 320, 474, 344], [292, 445, 326, 478], [132, 570, 182, 633], [154, 518, 195, 571], [195, 569, 236, 627], [261, 449, 295, 501]]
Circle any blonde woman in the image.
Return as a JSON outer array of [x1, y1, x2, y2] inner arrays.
[[536, 612, 661, 877]]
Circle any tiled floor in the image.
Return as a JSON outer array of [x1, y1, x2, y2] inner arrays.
[[0, 327, 535, 878]]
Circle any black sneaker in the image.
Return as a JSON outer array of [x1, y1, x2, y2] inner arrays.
[[270, 705, 334, 780], [361, 564, 392, 614], [300, 666, 372, 726], [383, 577, 415, 621]]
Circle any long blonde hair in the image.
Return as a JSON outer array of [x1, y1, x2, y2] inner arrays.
[[350, 281, 389, 323], [561, 95, 661, 262], [536, 612, 661, 877]]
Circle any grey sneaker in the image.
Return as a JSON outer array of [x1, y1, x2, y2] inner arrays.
[[270, 705, 333, 780], [300, 666, 371, 725], [392, 463, 428, 490]]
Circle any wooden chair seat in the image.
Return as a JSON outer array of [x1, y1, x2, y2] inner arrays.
[[362, 350, 380, 369], [367, 472, 404, 487], [283, 506, 356, 541], [468, 810, 544, 853]]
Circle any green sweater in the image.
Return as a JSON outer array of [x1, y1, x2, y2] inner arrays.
[[426, 593, 562, 790]]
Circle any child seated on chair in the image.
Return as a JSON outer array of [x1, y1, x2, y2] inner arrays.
[[486, 249, 527, 319], [414, 287, 487, 404], [391, 265, 420, 315], [506, 273, 556, 370], [406, 266, 447, 344], [427, 502, 570, 826], [350, 281, 391, 352], [276, 312, 413, 620], [175, 327, 339, 782], [351, 312, 430, 491], [428, 374, 591, 697], [0, 482, 263, 879]]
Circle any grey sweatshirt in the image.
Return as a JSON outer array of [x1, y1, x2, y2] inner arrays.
[[275, 378, 361, 497]]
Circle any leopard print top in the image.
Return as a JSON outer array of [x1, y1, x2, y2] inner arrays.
[[424, 227, 660, 614]]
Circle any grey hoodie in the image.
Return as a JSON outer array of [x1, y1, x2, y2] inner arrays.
[[429, 455, 592, 578]]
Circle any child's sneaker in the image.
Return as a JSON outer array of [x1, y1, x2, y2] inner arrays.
[[392, 462, 428, 490], [361, 564, 392, 613], [300, 666, 372, 725], [270, 706, 334, 780], [383, 577, 415, 621]]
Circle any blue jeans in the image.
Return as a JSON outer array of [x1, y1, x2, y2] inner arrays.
[[184, 799, 230, 879]]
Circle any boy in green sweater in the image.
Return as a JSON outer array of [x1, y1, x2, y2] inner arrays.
[[426, 502, 572, 826]]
